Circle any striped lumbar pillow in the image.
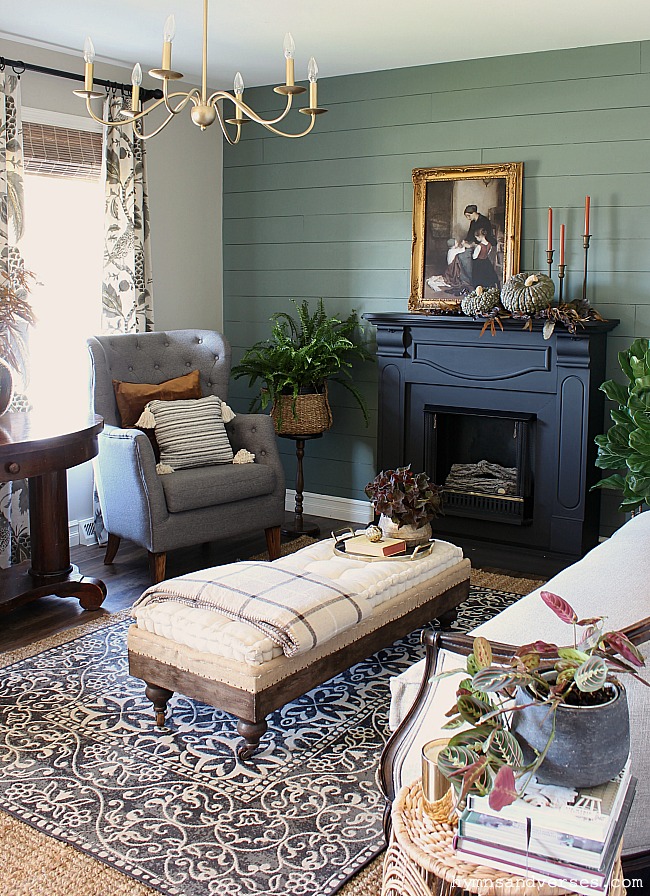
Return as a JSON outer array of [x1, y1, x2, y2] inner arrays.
[[143, 395, 234, 471]]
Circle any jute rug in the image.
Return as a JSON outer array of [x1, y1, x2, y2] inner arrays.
[[0, 544, 542, 896]]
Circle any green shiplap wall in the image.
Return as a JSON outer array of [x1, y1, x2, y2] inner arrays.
[[223, 41, 650, 530]]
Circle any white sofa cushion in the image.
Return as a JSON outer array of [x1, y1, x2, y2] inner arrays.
[[387, 511, 650, 855]]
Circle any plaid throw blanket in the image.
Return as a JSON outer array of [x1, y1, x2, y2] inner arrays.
[[133, 561, 371, 658]]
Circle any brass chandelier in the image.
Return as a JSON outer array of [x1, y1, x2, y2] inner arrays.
[[74, 0, 327, 143]]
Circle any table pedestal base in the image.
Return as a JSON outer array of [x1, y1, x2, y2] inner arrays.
[[0, 562, 107, 615], [281, 513, 321, 539]]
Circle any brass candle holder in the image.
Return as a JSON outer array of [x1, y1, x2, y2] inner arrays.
[[582, 234, 591, 302], [546, 248, 554, 281], [558, 263, 567, 302]]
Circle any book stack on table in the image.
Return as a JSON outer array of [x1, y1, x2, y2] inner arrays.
[[454, 759, 635, 896]]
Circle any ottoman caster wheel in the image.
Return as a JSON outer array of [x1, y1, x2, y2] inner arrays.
[[236, 718, 268, 760], [237, 744, 257, 761], [144, 683, 173, 730], [155, 710, 166, 729]]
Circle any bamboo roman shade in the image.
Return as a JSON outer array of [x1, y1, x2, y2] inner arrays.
[[23, 122, 102, 179]]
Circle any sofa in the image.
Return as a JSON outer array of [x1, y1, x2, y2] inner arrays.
[[381, 510, 650, 864]]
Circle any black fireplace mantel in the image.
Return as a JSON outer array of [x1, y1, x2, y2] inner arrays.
[[364, 312, 619, 576]]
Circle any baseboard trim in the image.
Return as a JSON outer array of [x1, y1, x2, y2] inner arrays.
[[285, 490, 373, 526]]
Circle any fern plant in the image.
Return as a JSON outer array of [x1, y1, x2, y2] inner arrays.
[[232, 299, 374, 424]]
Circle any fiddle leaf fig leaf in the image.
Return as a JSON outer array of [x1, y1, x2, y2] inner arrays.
[[473, 637, 493, 670], [574, 655, 609, 692]]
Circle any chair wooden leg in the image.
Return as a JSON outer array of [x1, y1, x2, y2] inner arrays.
[[148, 551, 167, 584], [104, 533, 121, 565], [265, 525, 281, 560]]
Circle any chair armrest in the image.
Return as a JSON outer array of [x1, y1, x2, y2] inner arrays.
[[95, 425, 169, 544], [226, 414, 286, 500]]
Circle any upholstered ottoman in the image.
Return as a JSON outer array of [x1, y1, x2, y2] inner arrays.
[[128, 537, 471, 759]]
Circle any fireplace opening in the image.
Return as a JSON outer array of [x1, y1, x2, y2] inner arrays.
[[424, 406, 535, 525]]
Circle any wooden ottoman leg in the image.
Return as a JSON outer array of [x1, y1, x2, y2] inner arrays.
[[237, 718, 268, 760], [145, 683, 174, 728]]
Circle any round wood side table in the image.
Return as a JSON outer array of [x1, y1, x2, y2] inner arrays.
[[382, 780, 626, 896], [0, 411, 107, 614]]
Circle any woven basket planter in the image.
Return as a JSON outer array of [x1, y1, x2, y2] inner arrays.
[[271, 383, 333, 436]]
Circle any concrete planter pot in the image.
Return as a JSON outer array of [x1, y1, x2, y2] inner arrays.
[[511, 678, 630, 789]]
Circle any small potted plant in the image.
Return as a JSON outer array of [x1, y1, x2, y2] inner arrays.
[[593, 337, 650, 513], [436, 591, 648, 813], [0, 265, 36, 415], [365, 465, 443, 546], [232, 298, 374, 435]]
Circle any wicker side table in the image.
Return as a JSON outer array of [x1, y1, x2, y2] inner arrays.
[[382, 780, 626, 896]]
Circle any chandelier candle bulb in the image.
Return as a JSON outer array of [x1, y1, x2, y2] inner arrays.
[[83, 36, 95, 91], [131, 63, 142, 111], [284, 32, 295, 85], [162, 14, 176, 70], [308, 57, 318, 107]]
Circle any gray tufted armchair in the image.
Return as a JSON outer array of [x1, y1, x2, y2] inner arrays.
[[87, 329, 285, 583]]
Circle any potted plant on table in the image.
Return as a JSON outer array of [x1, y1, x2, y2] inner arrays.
[[0, 265, 36, 415], [365, 465, 444, 547], [231, 298, 374, 435], [435, 591, 648, 814], [593, 337, 650, 514]]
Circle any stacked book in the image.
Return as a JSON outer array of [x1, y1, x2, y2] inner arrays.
[[454, 759, 635, 896]]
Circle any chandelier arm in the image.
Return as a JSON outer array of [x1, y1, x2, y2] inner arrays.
[[84, 94, 171, 127], [133, 109, 178, 140], [207, 90, 294, 126], [212, 100, 242, 146], [259, 113, 317, 139], [162, 82, 200, 115]]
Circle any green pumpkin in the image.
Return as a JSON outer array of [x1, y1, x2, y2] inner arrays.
[[461, 285, 501, 316], [501, 272, 555, 314]]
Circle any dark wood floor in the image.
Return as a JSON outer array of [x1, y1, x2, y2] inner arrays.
[[0, 514, 349, 654]]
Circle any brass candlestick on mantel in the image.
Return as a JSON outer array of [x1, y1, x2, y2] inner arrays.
[[546, 248, 554, 281], [582, 234, 592, 302], [558, 264, 567, 302]]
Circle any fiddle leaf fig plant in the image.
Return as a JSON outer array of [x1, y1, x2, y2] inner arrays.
[[593, 337, 650, 512], [436, 591, 648, 812]]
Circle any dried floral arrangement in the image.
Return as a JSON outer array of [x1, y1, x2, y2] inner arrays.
[[0, 265, 36, 372]]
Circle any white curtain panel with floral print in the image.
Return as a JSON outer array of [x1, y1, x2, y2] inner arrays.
[[101, 91, 154, 333], [0, 72, 30, 568], [94, 91, 154, 543]]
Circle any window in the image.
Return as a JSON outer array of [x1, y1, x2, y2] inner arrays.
[[20, 113, 104, 415]]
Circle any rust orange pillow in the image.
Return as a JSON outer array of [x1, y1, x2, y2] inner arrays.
[[113, 369, 202, 427]]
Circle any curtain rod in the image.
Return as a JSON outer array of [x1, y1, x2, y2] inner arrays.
[[0, 55, 163, 103]]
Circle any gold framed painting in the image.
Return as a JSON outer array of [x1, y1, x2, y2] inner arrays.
[[409, 162, 523, 311]]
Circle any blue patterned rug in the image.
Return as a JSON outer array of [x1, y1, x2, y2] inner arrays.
[[0, 585, 524, 896]]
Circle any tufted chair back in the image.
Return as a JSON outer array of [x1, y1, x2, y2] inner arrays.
[[88, 330, 232, 427]]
